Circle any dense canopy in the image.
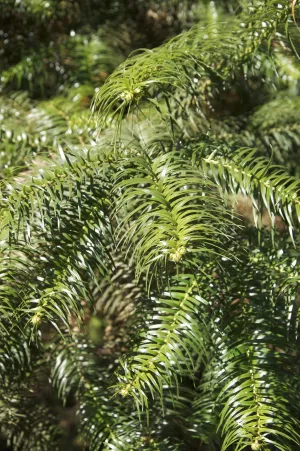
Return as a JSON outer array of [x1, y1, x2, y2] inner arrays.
[[0, 1, 300, 450]]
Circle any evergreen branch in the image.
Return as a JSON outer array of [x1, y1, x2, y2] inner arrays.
[[0, 394, 60, 451], [51, 334, 101, 404], [0, 333, 60, 450], [1, 0, 300, 449], [218, 342, 300, 450], [0, 248, 89, 330], [200, 147, 300, 233], [94, 0, 290, 128], [0, 152, 112, 243], [0, 330, 32, 381], [115, 274, 208, 409], [0, 154, 114, 330], [116, 150, 234, 280]]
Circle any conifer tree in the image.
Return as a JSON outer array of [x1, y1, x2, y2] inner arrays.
[[0, 1, 300, 450]]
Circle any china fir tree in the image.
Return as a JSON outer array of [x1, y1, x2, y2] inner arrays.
[[1, 1, 300, 450]]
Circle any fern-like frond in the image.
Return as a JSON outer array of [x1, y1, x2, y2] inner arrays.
[[51, 334, 100, 404], [0, 151, 111, 242], [0, 332, 60, 450], [190, 234, 300, 450], [115, 274, 208, 408], [94, 0, 290, 130], [0, 330, 31, 380], [115, 150, 234, 280], [249, 94, 300, 174], [0, 393, 59, 451], [1, 0, 300, 449], [0, 151, 115, 330], [218, 338, 300, 450], [199, 146, 300, 234]]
